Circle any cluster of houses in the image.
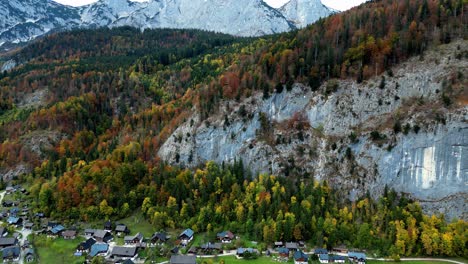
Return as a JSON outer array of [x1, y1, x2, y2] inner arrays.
[[0, 186, 36, 263], [274, 241, 309, 264], [73, 221, 144, 263], [315, 248, 366, 264]]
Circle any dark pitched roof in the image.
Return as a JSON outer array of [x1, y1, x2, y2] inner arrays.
[[62, 230, 77, 237], [122, 260, 135, 264], [124, 232, 143, 242], [237, 248, 257, 255], [170, 255, 196, 264], [151, 232, 167, 242], [115, 224, 128, 232], [93, 230, 110, 239], [2, 245, 20, 259], [285, 242, 298, 249], [0, 227, 6, 236], [111, 246, 137, 257], [51, 225, 65, 234], [201, 242, 222, 250], [319, 254, 329, 261], [348, 252, 366, 260], [77, 238, 96, 251], [314, 248, 328, 254], [278, 247, 289, 254], [84, 228, 96, 234], [0, 238, 17, 247]]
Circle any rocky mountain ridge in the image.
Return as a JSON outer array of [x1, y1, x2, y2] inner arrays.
[[158, 40, 468, 220], [0, 0, 334, 48]]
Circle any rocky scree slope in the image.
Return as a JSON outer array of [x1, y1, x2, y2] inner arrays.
[[0, 0, 333, 48], [159, 40, 468, 220]]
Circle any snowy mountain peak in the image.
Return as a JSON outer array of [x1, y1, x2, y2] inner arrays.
[[279, 0, 334, 28], [0, 0, 335, 48]]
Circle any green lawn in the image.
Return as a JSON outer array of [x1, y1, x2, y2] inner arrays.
[[116, 211, 156, 236], [32, 235, 85, 264]]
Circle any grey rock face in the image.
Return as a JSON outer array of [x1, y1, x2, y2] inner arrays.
[[159, 40, 468, 219]]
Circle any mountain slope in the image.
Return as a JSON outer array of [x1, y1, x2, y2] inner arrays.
[[279, 0, 334, 28]]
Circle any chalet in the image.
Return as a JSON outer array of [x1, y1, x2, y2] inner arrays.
[[170, 255, 196, 264], [319, 254, 329, 263], [84, 229, 96, 237], [76, 238, 96, 253], [93, 230, 113, 243], [104, 220, 112, 231], [1, 245, 20, 261], [0, 238, 17, 249], [45, 221, 59, 231], [111, 246, 138, 259], [298, 241, 305, 247], [150, 232, 168, 244], [62, 230, 77, 240], [331, 255, 346, 263], [24, 248, 35, 262], [115, 224, 130, 236], [278, 247, 289, 258], [200, 242, 222, 254], [216, 231, 234, 243], [90, 243, 109, 257], [348, 252, 366, 264], [314, 248, 328, 255], [285, 242, 299, 251], [274, 241, 283, 248], [24, 222, 34, 230], [124, 233, 143, 245], [293, 251, 309, 264], [0, 227, 8, 237], [7, 216, 22, 226], [5, 187, 15, 194], [236, 248, 258, 258], [178, 228, 194, 246], [48, 224, 65, 237], [332, 246, 348, 254]]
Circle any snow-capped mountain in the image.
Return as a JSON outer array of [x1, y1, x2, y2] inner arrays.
[[279, 0, 335, 28], [0, 0, 80, 46], [0, 0, 335, 48]]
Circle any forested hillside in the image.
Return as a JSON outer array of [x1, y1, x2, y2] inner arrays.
[[0, 0, 466, 258]]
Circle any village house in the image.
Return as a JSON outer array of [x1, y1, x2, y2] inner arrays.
[[62, 230, 77, 240], [7, 216, 22, 227], [331, 255, 346, 263], [150, 232, 168, 245], [278, 247, 290, 258], [115, 224, 130, 237], [110, 246, 138, 260], [236, 248, 258, 258], [216, 231, 234, 243], [24, 222, 34, 230], [124, 232, 143, 245], [319, 254, 330, 263], [1, 245, 20, 261], [274, 241, 283, 248], [76, 238, 96, 254], [93, 230, 113, 243], [200, 242, 222, 254], [170, 255, 196, 264], [293, 251, 309, 264], [48, 224, 65, 238], [285, 242, 299, 252], [178, 228, 194, 246], [0, 238, 17, 249], [89, 243, 109, 257], [84, 228, 96, 237], [314, 248, 328, 255], [348, 252, 366, 264]]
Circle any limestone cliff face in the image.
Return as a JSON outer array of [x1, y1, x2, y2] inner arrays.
[[158, 40, 468, 219]]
